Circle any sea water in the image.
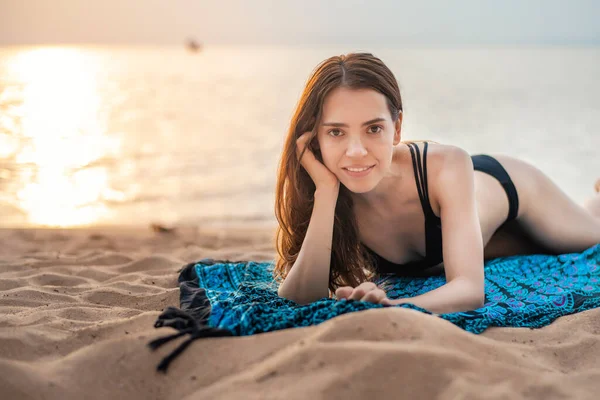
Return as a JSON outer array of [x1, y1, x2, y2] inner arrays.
[[0, 45, 598, 228]]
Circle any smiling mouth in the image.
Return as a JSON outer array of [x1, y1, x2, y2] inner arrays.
[[343, 165, 375, 172]]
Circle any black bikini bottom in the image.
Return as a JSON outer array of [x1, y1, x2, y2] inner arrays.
[[471, 154, 520, 224]]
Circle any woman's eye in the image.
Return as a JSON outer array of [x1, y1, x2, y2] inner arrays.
[[328, 129, 343, 137], [368, 125, 383, 134]]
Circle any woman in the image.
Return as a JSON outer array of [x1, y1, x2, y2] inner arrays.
[[273, 52, 600, 314]]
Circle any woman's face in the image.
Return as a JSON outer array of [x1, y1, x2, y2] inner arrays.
[[316, 87, 401, 193]]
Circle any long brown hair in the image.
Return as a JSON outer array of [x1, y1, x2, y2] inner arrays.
[[273, 53, 404, 295]]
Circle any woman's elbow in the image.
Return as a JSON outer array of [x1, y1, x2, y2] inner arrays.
[[277, 284, 324, 305], [472, 295, 485, 310], [470, 285, 486, 310], [458, 277, 485, 310]]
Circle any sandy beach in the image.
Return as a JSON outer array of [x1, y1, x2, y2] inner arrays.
[[0, 225, 598, 400], [2, 1, 599, 398]]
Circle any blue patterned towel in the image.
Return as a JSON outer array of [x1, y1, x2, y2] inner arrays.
[[149, 244, 600, 372]]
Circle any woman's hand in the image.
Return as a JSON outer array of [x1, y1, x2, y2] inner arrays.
[[296, 132, 339, 191], [335, 282, 393, 306]]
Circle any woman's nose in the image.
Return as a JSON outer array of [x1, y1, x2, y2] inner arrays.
[[345, 138, 368, 157]]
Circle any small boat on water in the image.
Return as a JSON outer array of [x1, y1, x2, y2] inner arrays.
[[186, 39, 202, 53]]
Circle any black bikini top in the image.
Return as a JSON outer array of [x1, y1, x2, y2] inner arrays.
[[362, 142, 443, 274]]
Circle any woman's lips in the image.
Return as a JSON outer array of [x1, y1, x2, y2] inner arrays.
[[343, 165, 375, 178]]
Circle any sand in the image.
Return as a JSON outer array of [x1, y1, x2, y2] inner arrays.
[[1, 225, 599, 400]]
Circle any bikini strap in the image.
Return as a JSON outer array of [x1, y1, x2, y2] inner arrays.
[[407, 142, 438, 220]]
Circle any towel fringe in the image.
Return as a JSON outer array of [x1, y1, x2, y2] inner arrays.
[[148, 306, 233, 373]]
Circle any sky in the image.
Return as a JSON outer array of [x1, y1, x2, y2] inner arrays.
[[1, 0, 599, 46]]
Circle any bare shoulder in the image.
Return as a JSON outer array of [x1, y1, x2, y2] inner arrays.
[[404, 141, 472, 215], [403, 141, 471, 177]]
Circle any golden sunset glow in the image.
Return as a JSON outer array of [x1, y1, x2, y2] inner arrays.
[[8, 48, 122, 227]]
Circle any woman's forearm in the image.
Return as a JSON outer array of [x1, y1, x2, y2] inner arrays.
[[277, 186, 339, 305], [391, 277, 485, 314]]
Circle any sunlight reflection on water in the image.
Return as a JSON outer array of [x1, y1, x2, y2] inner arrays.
[[5, 47, 122, 226]]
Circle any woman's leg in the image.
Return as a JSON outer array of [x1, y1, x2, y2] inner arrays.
[[501, 157, 600, 254], [473, 165, 550, 260], [582, 179, 600, 218], [483, 219, 549, 260]]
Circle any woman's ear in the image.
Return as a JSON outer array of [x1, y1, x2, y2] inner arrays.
[[393, 112, 403, 145]]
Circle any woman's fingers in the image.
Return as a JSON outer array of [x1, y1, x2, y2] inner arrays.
[[361, 288, 388, 304], [296, 133, 321, 179], [379, 297, 392, 306], [295, 132, 339, 190], [335, 286, 353, 299], [337, 283, 391, 305], [348, 282, 378, 301], [295, 132, 314, 163]]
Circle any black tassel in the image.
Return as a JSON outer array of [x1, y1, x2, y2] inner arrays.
[[147, 329, 192, 350], [155, 336, 196, 373], [149, 306, 234, 373], [153, 306, 196, 330]]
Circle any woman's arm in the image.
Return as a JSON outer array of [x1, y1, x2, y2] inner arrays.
[[277, 187, 339, 305], [389, 277, 483, 313], [395, 146, 486, 313]]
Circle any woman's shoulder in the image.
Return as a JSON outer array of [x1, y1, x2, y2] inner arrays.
[[399, 141, 472, 215], [400, 140, 470, 173]]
